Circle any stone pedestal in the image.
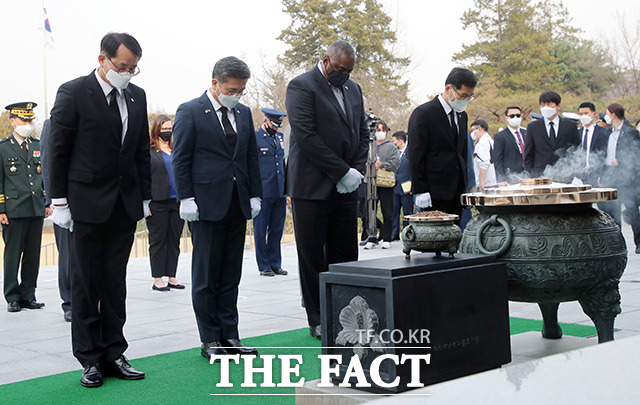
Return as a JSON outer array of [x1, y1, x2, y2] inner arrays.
[[320, 253, 511, 393]]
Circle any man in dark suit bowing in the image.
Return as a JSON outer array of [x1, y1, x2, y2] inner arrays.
[[286, 40, 369, 340], [391, 131, 413, 240], [493, 106, 527, 182], [408, 67, 477, 218], [172, 56, 262, 360], [524, 91, 581, 177], [49, 32, 151, 388]]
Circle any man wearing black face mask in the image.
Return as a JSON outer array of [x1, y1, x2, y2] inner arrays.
[[253, 108, 288, 277], [286, 40, 369, 339]]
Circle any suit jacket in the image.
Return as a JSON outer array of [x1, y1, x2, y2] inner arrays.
[[393, 149, 411, 196], [172, 91, 261, 221], [285, 67, 369, 200], [601, 122, 640, 192], [0, 135, 45, 218], [49, 71, 151, 223], [256, 127, 285, 199], [494, 127, 526, 181], [149, 148, 173, 201], [581, 125, 608, 154], [524, 117, 580, 177], [407, 97, 468, 201]]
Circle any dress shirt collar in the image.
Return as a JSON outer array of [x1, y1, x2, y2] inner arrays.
[[94, 69, 122, 99], [317, 61, 335, 87], [12, 133, 27, 146], [207, 88, 223, 111], [543, 114, 560, 129], [437, 94, 453, 116]]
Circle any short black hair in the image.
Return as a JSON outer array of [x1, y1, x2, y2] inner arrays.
[[579, 102, 596, 112], [607, 103, 625, 119], [504, 106, 521, 116], [100, 32, 142, 58], [539, 91, 561, 105], [470, 119, 488, 132], [212, 56, 251, 82], [392, 131, 407, 143], [327, 40, 356, 60], [445, 68, 477, 89]]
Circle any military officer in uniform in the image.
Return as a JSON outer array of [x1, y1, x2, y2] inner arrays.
[[1, 102, 49, 312], [253, 109, 288, 277]]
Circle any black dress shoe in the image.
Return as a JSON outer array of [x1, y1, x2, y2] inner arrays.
[[309, 325, 321, 340], [19, 300, 44, 309], [259, 269, 275, 277], [271, 268, 288, 276], [106, 355, 145, 380], [80, 364, 103, 388], [220, 338, 258, 355], [167, 283, 185, 289], [64, 310, 72, 322], [359, 240, 367, 246], [152, 284, 170, 291], [201, 341, 228, 360], [7, 301, 21, 312]]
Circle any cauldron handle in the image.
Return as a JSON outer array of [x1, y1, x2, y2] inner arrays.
[[475, 215, 513, 257]]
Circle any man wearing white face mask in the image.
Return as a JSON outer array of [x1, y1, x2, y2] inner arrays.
[[1, 102, 48, 314], [408, 67, 476, 220], [172, 56, 262, 360], [49, 32, 151, 387], [577, 102, 608, 184], [524, 91, 581, 177], [494, 106, 527, 182]]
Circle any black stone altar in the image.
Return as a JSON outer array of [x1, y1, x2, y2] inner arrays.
[[320, 253, 511, 393]]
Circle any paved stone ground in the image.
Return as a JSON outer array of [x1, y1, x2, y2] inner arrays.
[[1, 221, 639, 386]]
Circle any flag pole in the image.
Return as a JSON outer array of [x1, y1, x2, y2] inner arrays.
[[41, 0, 49, 118]]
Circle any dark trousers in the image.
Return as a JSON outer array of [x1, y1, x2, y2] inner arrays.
[[146, 199, 184, 278], [600, 194, 640, 248], [189, 188, 246, 343], [2, 216, 43, 303], [70, 197, 136, 367], [253, 197, 286, 271], [376, 187, 394, 242], [292, 197, 358, 327], [391, 192, 414, 239], [53, 224, 72, 312]]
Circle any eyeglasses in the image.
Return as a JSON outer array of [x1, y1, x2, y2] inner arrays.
[[508, 114, 521, 118], [452, 87, 475, 101], [107, 57, 140, 76]]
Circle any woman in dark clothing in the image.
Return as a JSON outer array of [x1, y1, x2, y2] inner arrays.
[[147, 115, 185, 291]]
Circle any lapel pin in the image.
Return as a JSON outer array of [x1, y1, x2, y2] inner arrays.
[[236, 109, 240, 114], [205, 109, 211, 114], [130, 97, 134, 103], [345, 86, 349, 90]]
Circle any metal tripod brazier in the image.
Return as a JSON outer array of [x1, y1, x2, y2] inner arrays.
[[460, 179, 626, 343]]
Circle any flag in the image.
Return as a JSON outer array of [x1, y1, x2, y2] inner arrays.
[[43, 7, 54, 48]]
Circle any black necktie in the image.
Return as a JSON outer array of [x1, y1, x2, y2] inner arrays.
[[21, 142, 28, 160], [109, 89, 123, 139], [582, 128, 588, 151], [549, 121, 556, 147], [219, 107, 237, 153]]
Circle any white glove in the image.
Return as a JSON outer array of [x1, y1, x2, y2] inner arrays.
[[250, 197, 261, 219], [336, 180, 349, 194], [143, 200, 151, 218], [179, 197, 199, 222], [51, 204, 74, 231], [339, 168, 364, 193], [414, 192, 432, 208]]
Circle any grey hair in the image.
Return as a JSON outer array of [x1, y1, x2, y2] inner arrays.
[[326, 40, 356, 60], [212, 56, 251, 82]]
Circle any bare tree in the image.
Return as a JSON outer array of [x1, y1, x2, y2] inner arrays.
[[605, 10, 640, 98]]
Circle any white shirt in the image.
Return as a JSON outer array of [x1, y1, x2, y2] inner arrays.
[[606, 123, 623, 166], [543, 115, 560, 138], [582, 124, 595, 167], [94, 69, 128, 143], [473, 134, 497, 188], [206, 89, 237, 132], [507, 126, 525, 154], [316, 62, 345, 114], [437, 94, 459, 129]]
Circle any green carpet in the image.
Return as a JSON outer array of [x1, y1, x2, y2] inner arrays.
[[0, 320, 598, 404]]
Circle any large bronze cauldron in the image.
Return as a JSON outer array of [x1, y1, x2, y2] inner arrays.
[[460, 179, 626, 343]]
